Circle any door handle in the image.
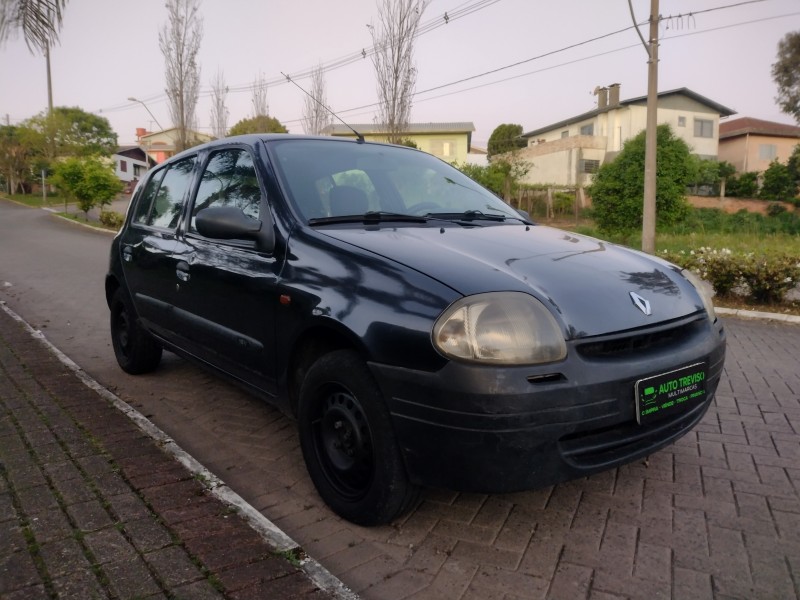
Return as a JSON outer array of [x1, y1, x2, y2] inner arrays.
[[122, 246, 133, 263], [176, 261, 190, 282]]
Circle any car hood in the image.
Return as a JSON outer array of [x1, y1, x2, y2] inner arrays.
[[319, 223, 705, 339]]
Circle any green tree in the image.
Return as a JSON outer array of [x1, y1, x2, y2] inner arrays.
[[453, 153, 531, 201], [760, 159, 794, 201], [27, 106, 117, 159], [772, 31, 800, 123], [51, 157, 123, 216], [487, 123, 526, 158], [587, 124, 692, 232], [228, 115, 288, 136], [0, 124, 46, 194]]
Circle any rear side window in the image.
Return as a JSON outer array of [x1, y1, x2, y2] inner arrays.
[[132, 169, 166, 225], [191, 148, 261, 231], [132, 156, 197, 229]]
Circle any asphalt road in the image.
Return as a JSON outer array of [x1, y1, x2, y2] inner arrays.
[[2, 199, 799, 599]]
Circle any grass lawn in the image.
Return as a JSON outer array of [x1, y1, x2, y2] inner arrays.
[[3, 192, 67, 208], [567, 224, 800, 256]]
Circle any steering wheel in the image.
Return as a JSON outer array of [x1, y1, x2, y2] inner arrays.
[[406, 202, 440, 215]]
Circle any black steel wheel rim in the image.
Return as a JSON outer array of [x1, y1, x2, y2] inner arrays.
[[312, 387, 374, 500]]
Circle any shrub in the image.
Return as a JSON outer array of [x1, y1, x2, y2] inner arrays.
[[99, 210, 124, 229], [587, 124, 692, 231], [767, 202, 788, 217], [726, 171, 759, 198], [740, 254, 800, 304], [663, 247, 741, 297], [663, 248, 800, 304]]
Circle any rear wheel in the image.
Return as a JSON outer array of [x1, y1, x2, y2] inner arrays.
[[298, 350, 419, 525], [110, 288, 162, 374]]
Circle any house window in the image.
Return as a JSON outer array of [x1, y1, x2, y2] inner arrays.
[[134, 164, 143, 178], [693, 119, 713, 138], [758, 144, 777, 161], [429, 140, 454, 158], [561, 131, 569, 138], [120, 160, 127, 173], [678, 116, 686, 127], [580, 159, 600, 174], [579, 124, 594, 136]]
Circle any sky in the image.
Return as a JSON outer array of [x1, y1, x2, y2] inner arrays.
[[1, 0, 799, 148]]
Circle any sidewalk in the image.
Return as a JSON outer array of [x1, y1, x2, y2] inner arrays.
[[0, 304, 349, 599]]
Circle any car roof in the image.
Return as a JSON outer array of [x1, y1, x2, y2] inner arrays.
[[166, 133, 406, 164]]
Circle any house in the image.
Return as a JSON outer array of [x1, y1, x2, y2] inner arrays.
[[516, 84, 736, 187], [136, 127, 214, 164], [113, 146, 154, 183], [718, 117, 800, 174], [324, 122, 475, 163]]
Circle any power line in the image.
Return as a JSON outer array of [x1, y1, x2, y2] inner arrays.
[[96, 0, 501, 115], [277, 7, 796, 127]]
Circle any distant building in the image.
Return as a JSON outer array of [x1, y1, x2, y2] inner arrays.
[[135, 127, 214, 164], [324, 122, 476, 164], [113, 147, 154, 183], [718, 117, 800, 173], [516, 85, 736, 187]]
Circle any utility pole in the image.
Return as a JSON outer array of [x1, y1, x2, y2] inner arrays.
[[45, 44, 54, 114], [641, 0, 659, 254]]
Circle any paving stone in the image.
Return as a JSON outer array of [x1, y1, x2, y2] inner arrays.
[[146, 544, 206, 588], [0, 550, 42, 594], [123, 515, 174, 553], [103, 556, 163, 599]]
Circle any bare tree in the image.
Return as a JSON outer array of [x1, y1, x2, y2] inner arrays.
[[368, 0, 427, 144], [209, 67, 229, 139], [301, 62, 332, 135], [159, 0, 203, 152], [251, 72, 269, 118]]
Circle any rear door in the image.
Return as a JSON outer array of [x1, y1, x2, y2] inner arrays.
[[118, 155, 198, 342]]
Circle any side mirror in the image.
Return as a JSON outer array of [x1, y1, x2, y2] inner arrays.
[[195, 205, 275, 253]]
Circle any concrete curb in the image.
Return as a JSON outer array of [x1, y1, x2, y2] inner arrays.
[[0, 300, 359, 600], [715, 306, 800, 324]]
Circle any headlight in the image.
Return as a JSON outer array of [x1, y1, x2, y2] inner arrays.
[[681, 268, 716, 321], [432, 292, 566, 365]]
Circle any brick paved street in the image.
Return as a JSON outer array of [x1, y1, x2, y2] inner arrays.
[[0, 305, 347, 599]]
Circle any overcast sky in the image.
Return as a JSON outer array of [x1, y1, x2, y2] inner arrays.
[[1, 0, 799, 148]]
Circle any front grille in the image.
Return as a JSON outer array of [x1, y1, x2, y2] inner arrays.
[[577, 318, 704, 359]]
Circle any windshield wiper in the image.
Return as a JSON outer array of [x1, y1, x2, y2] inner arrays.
[[308, 211, 429, 226]]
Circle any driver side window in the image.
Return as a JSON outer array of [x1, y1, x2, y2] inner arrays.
[[191, 148, 261, 232]]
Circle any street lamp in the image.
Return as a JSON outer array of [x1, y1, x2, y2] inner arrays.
[[128, 96, 163, 174], [128, 97, 164, 132]]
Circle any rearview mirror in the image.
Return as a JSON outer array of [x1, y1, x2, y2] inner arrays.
[[195, 206, 275, 253]]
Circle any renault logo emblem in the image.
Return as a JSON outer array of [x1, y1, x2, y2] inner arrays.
[[630, 292, 652, 316]]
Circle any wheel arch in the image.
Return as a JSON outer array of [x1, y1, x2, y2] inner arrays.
[[285, 323, 370, 418]]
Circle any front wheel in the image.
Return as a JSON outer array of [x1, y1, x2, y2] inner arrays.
[[297, 350, 419, 525], [109, 288, 162, 374]]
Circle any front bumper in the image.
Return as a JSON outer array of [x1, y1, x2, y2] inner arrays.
[[371, 313, 726, 492]]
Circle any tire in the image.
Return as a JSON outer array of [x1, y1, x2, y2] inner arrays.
[[109, 288, 162, 374], [298, 349, 420, 525]]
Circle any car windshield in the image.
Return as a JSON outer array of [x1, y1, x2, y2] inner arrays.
[[267, 138, 523, 224]]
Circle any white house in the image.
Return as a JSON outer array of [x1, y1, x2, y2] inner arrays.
[[113, 147, 152, 183], [516, 85, 736, 187]]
